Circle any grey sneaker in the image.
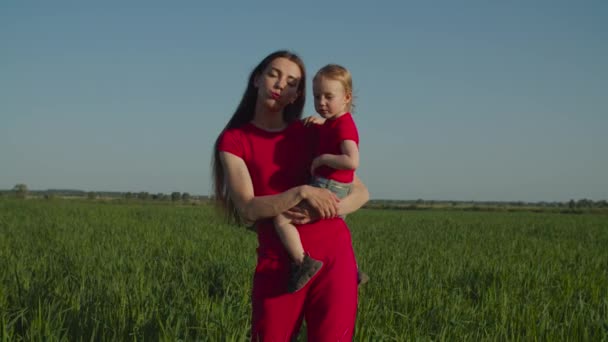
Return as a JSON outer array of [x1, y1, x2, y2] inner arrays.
[[357, 270, 369, 285], [287, 255, 323, 293]]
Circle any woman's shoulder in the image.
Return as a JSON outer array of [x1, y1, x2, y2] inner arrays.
[[221, 120, 311, 140], [223, 122, 253, 134], [287, 119, 305, 132], [288, 119, 319, 138], [217, 124, 255, 155], [220, 123, 257, 140]]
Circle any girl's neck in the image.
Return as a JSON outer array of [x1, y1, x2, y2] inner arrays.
[[328, 111, 349, 121], [251, 105, 287, 131]]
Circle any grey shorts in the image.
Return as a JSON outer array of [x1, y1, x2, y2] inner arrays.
[[311, 176, 352, 199], [311, 176, 352, 220]]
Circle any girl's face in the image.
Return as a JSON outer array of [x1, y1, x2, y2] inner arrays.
[[313, 76, 351, 120], [254, 57, 302, 112]]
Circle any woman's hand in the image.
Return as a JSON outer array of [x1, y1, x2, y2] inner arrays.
[[284, 202, 320, 225], [301, 185, 339, 219], [337, 175, 369, 216], [220, 151, 311, 222]]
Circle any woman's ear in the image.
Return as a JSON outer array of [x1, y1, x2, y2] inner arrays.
[[290, 91, 300, 103], [291, 91, 301, 104]]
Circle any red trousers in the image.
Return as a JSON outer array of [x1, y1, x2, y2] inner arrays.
[[251, 218, 358, 341]]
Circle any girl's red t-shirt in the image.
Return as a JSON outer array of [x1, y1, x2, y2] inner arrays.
[[314, 113, 359, 183]]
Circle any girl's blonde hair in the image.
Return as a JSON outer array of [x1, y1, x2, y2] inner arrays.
[[314, 64, 354, 112]]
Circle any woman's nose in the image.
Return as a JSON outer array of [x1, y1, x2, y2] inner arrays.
[[275, 78, 287, 89]]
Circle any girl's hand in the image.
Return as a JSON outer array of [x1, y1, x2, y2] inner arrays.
[[301, 185, 339, 219], [302, 116, 326, 126]]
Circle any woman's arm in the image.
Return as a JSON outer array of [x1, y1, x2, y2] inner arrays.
[[220, 151, 339, 223], [338, 174, 369, 216], [286, 175, 370, 224]]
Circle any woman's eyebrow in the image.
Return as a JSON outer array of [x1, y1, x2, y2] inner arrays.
[[270, 67, 300, 81]]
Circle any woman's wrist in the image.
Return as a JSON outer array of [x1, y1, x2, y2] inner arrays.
[[298, 185, 312, 200]]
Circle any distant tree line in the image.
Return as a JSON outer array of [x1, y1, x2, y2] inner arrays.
[[364, 198, 608, 210], [13, 184, 28, 199], [1, 184, 207, 203], [2, 184, 606, 210], [121, 191, 192, 202]]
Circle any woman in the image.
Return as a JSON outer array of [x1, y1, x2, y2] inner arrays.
[[212, 50, 369, 341]]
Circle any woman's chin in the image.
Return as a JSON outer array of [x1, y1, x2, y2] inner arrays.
[[262, 99, 285, 113]]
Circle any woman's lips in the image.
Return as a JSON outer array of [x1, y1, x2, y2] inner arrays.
[[270, 92, 281, 100]]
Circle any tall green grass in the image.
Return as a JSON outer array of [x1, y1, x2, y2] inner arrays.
[[1, 199, 607, 340], [351, 210, 608, 341]]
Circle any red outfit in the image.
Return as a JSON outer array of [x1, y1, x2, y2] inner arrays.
[[218, 121, 358, 341], [315, 113, 359, 183]]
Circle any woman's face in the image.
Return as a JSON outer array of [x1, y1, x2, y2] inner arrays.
[[255, 57, 302, 112]]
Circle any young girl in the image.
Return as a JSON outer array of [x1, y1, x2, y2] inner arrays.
[[274, 64, 364, 293]]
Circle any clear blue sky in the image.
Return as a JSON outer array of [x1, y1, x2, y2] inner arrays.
[[2, 1, 607, 201]]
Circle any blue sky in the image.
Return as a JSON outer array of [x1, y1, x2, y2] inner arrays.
[[1, 1, 607, 201]]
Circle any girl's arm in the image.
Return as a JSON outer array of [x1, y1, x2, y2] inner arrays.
[[311, 140, 359, 172], [220, 151, 340, 223]]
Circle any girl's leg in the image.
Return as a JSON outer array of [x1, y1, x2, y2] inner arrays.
[[274, 214, 323, 293], [274, 214, 305, 263]]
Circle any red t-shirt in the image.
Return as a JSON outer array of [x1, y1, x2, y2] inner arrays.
[[217, 121, 313, 196], [314, 112, 359, 183], [217, 120, 349, 255]]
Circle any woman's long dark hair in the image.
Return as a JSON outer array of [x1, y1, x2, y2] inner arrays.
[[212, 50, 307, 223]]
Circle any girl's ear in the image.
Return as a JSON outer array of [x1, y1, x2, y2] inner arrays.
[[345, 92, 353, 103]]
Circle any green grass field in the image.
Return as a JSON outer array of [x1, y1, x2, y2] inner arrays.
[[1, 199, 607, 341]]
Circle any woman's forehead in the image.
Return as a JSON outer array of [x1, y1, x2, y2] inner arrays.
[[268, 57, 302, 78]]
